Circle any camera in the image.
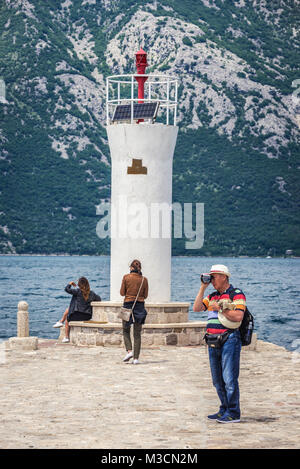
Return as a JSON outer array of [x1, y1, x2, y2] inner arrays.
[[201, 273, 212, 284]]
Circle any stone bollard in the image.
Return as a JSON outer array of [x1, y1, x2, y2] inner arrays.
[[58, 325, 66, 341], [17, 301, 29, 337], [8, 301, 38, 351]]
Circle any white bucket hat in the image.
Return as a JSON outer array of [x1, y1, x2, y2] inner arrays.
[[209, 264, 230, 277], [218, 311, 241, 329]]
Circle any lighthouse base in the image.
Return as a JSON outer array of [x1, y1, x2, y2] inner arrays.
[[90, 301, 191, 325], [67, 320, 207, 348], [65, 300, 207, 347]]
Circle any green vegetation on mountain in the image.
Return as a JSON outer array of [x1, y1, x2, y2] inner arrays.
[[0, 0, 299, 256]]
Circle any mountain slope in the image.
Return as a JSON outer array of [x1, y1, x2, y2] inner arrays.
[[0, 0, 299, 256]]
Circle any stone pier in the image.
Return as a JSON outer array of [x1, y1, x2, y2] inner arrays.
[[0, 338, 298, 449]]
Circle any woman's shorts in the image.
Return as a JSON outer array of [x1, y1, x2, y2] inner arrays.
[[67, 312, 92, 322]]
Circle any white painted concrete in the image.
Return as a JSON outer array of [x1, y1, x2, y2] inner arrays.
[[107, 123, 178, 302]]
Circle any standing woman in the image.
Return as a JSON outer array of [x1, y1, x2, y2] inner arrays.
[[120, 260, 148, 364]]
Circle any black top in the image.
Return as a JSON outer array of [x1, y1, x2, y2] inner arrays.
[[65, 284, 101, 316]]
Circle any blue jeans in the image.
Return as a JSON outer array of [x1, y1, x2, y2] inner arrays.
[[208, 330, 242, 419]]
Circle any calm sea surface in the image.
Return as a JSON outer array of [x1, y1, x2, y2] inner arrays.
[[0, 255, 299, 351]]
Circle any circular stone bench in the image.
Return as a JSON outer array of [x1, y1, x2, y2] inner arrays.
[[68, 320, 207, 347]]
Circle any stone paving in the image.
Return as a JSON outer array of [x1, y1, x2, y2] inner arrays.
[[0, 339, 299, 449]]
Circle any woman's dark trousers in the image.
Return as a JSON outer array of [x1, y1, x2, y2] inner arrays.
[[122, 321, 142, 359]]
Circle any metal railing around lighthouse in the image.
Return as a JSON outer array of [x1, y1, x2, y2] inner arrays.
[[106, 74, 178, 126]]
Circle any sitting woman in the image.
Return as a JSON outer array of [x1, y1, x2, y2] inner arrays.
[[53, 276, 101, 343], [120, 259, 148, 364]]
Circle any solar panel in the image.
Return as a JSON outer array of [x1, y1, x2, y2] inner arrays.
[[112, 102, 160, 122]]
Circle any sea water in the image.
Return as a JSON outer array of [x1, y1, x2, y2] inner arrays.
[[0, 255, 299, 351]]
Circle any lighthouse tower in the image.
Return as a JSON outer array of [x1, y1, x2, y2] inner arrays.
[[67, 49, 210, 347], [106, 49, 178, 303]]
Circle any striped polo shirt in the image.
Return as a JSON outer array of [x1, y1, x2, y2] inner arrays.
[[203, 285, 246, 334]]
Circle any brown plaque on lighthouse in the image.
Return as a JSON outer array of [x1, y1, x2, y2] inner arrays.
[[127, 158, 147, 175]]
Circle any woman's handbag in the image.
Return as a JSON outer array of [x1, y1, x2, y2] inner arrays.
[[117, 277, 144, 323], [118, 306, 133, 322]]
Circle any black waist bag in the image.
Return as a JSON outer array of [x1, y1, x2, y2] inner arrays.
[[204, 331, 231, 349]]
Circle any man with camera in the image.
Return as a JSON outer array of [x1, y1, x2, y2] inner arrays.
[[193, 264, 246, 423]]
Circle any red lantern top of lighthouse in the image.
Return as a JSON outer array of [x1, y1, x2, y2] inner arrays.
[[135, 48, 149, 119], [135, 48, 148, 74]]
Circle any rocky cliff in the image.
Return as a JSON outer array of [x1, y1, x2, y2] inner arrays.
[[0, 0, 299, 255]]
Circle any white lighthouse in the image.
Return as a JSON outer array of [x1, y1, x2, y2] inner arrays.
[[106, 49, 178, 303], [68, 49, 210, 347]]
